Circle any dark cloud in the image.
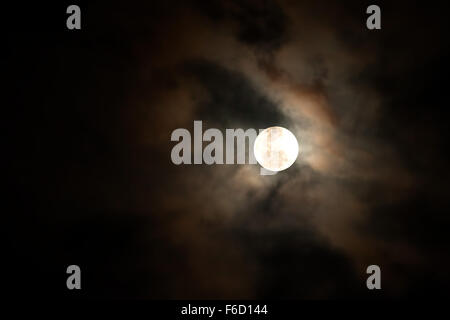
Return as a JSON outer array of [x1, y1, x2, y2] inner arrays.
[[196, 0, 288, 51], [186, 60, 289, 128]]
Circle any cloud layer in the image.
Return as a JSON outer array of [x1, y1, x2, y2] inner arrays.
[[6, 0, 450, 298]]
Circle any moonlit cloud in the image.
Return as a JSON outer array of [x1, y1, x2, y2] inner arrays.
[[7, 0, 450, 298]]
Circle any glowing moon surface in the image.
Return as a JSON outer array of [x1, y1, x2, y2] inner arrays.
[[254, 126, 299, 172]]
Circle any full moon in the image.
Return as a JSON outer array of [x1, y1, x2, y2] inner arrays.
[[254, 126, 299, 172]]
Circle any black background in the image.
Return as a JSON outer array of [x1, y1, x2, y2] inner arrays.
[[4, 1, 450, 300]]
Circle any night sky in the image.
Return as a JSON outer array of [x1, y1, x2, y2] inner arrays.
[[5, 0, 450, 299]]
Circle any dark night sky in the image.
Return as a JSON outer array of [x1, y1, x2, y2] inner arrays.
[[5, 0, 450, 299]]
